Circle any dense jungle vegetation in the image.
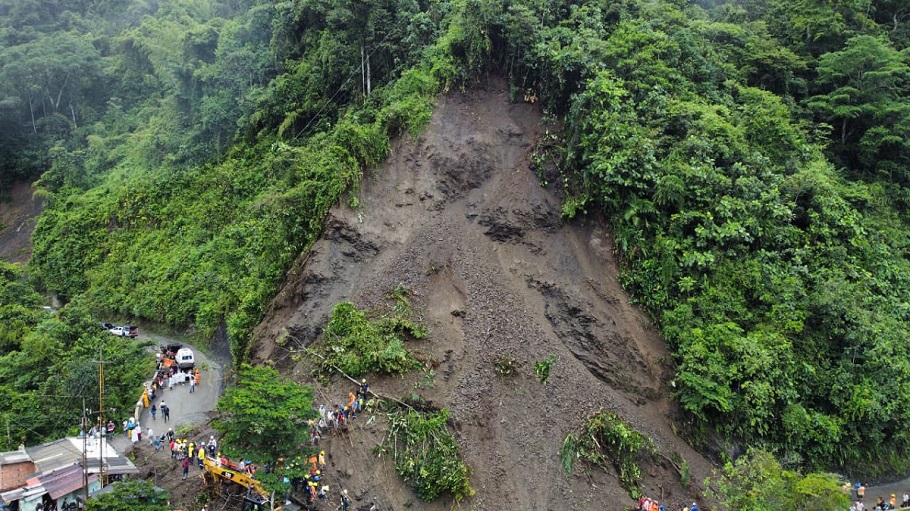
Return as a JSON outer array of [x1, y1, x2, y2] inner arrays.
[[2, 0, 910, 483]]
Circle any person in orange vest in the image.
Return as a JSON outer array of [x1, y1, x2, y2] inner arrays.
[[348, 391, 358, 416], [194, 368, 201, 385]]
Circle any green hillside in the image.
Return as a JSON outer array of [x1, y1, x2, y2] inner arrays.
[[1, 0, 909, 483]]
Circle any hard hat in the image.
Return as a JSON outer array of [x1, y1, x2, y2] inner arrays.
[[361, 379, 366, 383], [343, 489, 348, 495], [320, 450, 325, 455], [316, 470, 320, 475]]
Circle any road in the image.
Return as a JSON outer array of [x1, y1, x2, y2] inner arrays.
[[108, 334, 224, 452], [863, 479, 910, 508]]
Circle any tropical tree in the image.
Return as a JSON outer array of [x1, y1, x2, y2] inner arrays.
[[806, 35, 910, 178], [214, 364, 318, 463], [86, 480, 169, 511], [707, 449, 849, 511]]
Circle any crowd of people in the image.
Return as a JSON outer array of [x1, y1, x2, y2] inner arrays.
[[849, 483, 910, 511], [138, 354, 369, 511], [291, 379, 371, 510], [153, 347, 200, 392], [637, 497, 699, 511], [308, 379, 370, 446]]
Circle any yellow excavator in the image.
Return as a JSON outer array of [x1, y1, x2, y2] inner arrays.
[[202, 456, 280, 511]]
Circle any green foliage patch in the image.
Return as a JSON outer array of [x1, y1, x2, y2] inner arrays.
[[475, 0, 910, 474], [383, 407, 473, 502], [0, 266, 153, 449], [706, 449, 850, 511], [561, 411, 655, 499], [214, 364, 318, 465], [533, 355, 557, 384], [86, 479, 169, 511], [316, 301, 424, 377]]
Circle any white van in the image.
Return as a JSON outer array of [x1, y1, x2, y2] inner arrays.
[[176, 348, 195, 369]]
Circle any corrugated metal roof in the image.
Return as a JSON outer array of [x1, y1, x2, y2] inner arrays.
[[0, 488, 24, 504], [102, 457, 139, 475], [24, 438, 138, 477], [38, 465, 97, 500], [2, 482, 46, 503], [25, 440, 81, 474]]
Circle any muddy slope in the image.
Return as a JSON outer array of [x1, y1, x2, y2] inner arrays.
[[0, 181, 43, 263], [251, 80, 713, 510]]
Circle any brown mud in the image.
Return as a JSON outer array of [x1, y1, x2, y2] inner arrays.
[[250, 79, 715, 511], [0, 181, 43, 263]]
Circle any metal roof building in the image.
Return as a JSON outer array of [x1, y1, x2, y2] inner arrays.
[[1, 437, 138, 511]]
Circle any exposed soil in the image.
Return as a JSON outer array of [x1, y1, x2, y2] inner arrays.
[[0, 180, 43, 263], [250, 78, 716, 510]]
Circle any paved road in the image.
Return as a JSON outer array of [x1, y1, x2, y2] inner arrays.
[[863, 479, 910, 508], [108, 334, 224, 452]]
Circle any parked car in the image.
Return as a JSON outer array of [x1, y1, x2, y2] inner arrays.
[[108, 325, 138, 338], [175, 348, 195, 369]]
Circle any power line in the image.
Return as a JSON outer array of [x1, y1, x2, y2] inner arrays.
[[2, 414, 58, 447], [292, 31, 396, 142]]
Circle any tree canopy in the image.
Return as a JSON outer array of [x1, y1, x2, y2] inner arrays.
[[0, 262, 153, 450], [86, 480, 169, 511], [2, 0, 910, 485], [707, 449, 849, 511], [214, 364, 318, 464]]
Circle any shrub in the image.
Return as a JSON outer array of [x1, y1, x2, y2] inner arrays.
[[384, 408, 474, 501], [561, 411, 656, 498], [316, 302, 423, 377]]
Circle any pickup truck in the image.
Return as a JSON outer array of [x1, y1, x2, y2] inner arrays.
[[109, 325, 138, 338]]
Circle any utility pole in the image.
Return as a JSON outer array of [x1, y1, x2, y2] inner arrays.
[[82, 400, 89, 502], [97, 342, 106, 489]]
